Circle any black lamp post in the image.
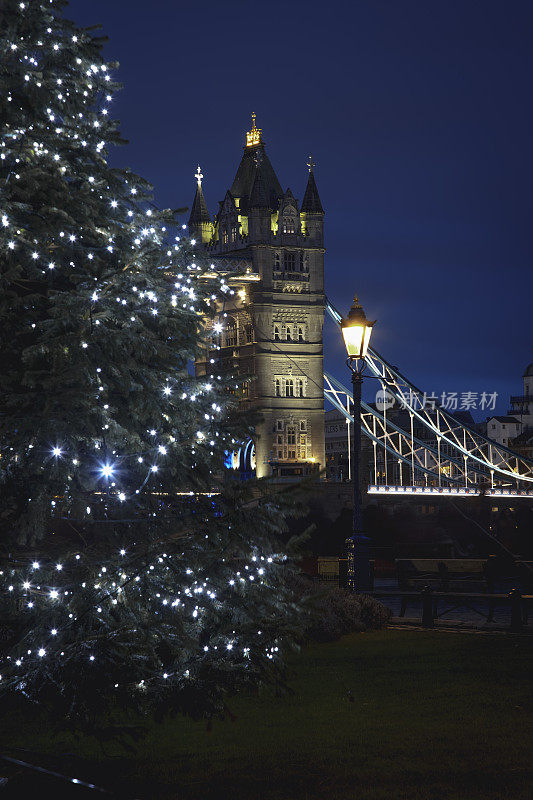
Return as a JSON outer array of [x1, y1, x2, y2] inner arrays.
[[341, 295, 376, 592]]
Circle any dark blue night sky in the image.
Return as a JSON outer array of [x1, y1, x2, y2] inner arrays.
[[68, 0, 533, 416]]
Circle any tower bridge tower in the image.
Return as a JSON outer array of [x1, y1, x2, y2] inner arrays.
[[191, 116, 326, 479]]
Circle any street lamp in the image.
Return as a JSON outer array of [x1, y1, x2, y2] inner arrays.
[[341, 295, 376, 592]]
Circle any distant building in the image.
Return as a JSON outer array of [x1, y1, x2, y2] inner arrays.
[[486, 360, 533, 450], [510, 429, 533, 460], [508, 362, 533, 431], [486, 416, 521, 448]]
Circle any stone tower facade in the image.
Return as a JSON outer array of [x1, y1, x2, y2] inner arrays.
[[191, 116, 326, 479]]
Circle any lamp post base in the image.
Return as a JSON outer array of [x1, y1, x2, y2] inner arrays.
[[346, 534, 372, 592]]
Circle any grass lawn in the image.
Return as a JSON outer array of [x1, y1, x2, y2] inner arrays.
[[1, 629, 532, 799]]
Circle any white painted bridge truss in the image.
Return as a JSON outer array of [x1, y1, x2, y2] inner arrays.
[[324, 301, 533, 497]]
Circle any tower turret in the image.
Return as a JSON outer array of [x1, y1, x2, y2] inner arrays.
[[194, 118, 326, 480], [300, 157, 324, 245], [188, 165, 213, 244]]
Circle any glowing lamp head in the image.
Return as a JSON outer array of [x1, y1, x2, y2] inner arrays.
[[52, 446, 62, 457], [100, 463, 114, 478], [341, 295, 375, 360]]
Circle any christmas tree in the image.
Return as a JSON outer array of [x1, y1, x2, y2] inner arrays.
[[0, 0, 302, 727]]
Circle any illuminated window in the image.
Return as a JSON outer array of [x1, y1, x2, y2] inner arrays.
[[231, 225, 237, 242], [282, 218, 295, 234], [223, 230, 228, 245]]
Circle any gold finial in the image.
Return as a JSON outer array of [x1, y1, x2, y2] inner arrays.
[[246, 112, 262, 147], [195, 165, 203, 186], [307, 155, 315, 173]]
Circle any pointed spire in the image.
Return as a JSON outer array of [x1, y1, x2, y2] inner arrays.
[[301, 156, 324, 214], [188, 164, 211, 227], [246, 112, 262, 147]]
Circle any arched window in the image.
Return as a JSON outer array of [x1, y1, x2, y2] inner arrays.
[[245, 323, 253, 343], [282, 219, 295, 234], [297, 379, 304, 397], [275, 378, 281, 397], [274, 252, 281, 270], [285, 325, 292, 341], [298, 326, 304, 342], [285, 379, 294, 397], [274, 325, 280, 341], [281, 206, 298, 235]]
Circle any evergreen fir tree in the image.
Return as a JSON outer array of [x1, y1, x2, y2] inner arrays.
[[0, 0, 302, 727]]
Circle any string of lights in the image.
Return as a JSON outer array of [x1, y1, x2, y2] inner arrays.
[[0, 0, 300, 722]]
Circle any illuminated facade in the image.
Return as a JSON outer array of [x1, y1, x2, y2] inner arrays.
[[191, 116, 326, 479]]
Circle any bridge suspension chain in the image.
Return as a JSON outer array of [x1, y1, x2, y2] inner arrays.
[[325, 299, 533, 493]]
